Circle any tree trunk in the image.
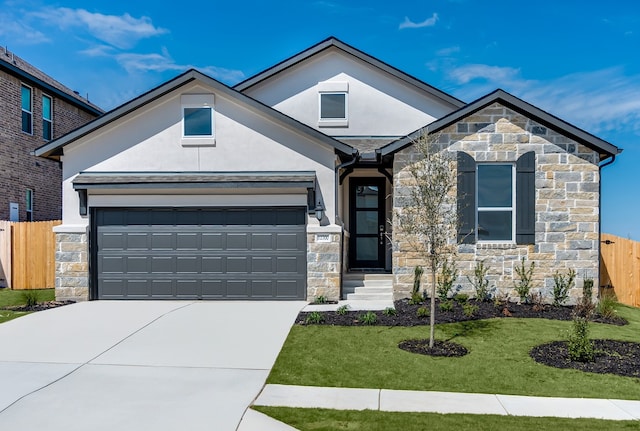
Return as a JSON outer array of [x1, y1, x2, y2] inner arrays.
[[429, 262, 436, 348]]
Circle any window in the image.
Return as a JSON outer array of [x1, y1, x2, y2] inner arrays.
[[181, 94, 214, 145], [42, 94, 53, 140], [21, 84, 32, 134], [26, 189, 33, 222], [318, 81, 348, 127], [476, 164, 515, 241]]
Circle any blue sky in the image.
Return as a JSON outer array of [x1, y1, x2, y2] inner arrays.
[[2, 0, 639, 239]]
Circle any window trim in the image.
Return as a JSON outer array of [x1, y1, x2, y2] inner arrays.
[[42, 94, 53, 141], [475, 163, 516, 243], [26, 188, 34, 222], [21, 84, 33, 135], [180, 94, 215, 146], [318, 81, 348, 127]]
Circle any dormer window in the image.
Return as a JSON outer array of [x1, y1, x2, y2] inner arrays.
[[318, 81, 348, 127], [181, 94, 215, 146]]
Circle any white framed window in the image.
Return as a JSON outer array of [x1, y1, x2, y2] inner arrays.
[[318, 81, 348, 127], [26, 189, 34, 222], [181, 94, 215, 146], [42, 94, 53, 140], [476, 164, 515, 242], [21, 84, 33, 134]]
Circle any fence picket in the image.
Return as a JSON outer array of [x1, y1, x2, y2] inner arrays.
[[600, 233, 640, 308]]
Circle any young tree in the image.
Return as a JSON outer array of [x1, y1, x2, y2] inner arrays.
[[395, 131, 458, 348]]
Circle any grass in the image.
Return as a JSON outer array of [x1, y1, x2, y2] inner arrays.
[[268, 304, 640, 400], [254, 407, 640, 431], [0, 288, 54, 324]]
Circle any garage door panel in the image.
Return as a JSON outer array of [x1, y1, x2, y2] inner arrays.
[[95, 208, 306, 300]]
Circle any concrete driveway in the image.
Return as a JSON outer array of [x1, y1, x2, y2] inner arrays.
[[0, 300, 305, 430]]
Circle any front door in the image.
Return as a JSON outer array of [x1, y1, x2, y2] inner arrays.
[[349, 178, 386, 269]]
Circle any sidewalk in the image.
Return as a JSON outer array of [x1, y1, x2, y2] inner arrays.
[[239, 383, 640, 429]]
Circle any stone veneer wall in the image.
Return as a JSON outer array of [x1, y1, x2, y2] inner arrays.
[[393, 103, 600, 304], [307, 226, 342, 301], [55, 231, 89, 301]]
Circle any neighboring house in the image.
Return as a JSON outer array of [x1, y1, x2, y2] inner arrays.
[[0, 47, 102, 222], [35, 38, 620, 303]]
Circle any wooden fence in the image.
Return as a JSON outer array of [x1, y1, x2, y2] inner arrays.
[[0, 220, 61, 290], [600, 233, 640, 308]]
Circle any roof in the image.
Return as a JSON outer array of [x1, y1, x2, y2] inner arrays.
[[234, 36, 465, 110], [380, 89, 622, 160], [34, 69, 354, 160], [72, 171, 317, 190], [0, 47, 103, 115]]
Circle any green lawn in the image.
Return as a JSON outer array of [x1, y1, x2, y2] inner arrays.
[[255, 407, 640, 431], [0, 288, 55, 324], [268, 304, 640, 400]]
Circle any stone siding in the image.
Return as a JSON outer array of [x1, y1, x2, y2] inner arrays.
[[307, 227, 342, 301], [55, 232, 89, 301], [393, 103, 600, 303]]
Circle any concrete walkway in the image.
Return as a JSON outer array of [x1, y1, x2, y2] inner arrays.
[[250, 384, 640, 427]]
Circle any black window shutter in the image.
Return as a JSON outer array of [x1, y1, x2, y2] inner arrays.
[[457, 152, 476, 244], [516, 151, 535, 244]]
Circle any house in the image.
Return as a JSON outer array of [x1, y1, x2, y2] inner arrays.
[[0, 47, 102, 222], [34, 38, 620, 303]]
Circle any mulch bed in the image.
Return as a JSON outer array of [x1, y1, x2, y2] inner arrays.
[[3, 300, 75, 312], [398, 339, 468, 357]]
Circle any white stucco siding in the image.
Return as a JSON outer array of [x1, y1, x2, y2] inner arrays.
[[60, 82, 338, 227], [243, 50, 457, 137]]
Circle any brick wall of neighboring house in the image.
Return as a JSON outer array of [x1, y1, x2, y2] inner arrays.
[[393, 102, 600, 304], [0, 66, 99, 221]]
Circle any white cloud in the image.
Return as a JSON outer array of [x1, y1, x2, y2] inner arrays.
[[436, 46, 460, 56], [399, 13, 438, 30], [32, 7, 168, 49], [449, 64, 520, 84], [0, 11, 49, 44]]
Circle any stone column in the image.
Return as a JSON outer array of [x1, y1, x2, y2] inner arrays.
[[55, 226, 89, 301], [307, 225, 342, 302]]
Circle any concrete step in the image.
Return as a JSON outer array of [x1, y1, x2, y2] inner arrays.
[[346, 292, 394, 301], [351, 286, 392, 294], [343, 273, 393, 281]]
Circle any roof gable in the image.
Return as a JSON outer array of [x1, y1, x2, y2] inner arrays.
[[34, 69, 354, 160], [380, 89, 621, 160]]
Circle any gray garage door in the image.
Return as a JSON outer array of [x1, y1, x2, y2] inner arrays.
[[94, 208, 307, 300]]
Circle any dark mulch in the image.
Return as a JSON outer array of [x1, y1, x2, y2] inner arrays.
[[4, 300, 75, 312], [399, 339, 468, 357], [296, 298, 628, 327], [530, 340, 640, 378]]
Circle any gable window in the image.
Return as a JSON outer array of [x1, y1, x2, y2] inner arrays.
[[318, 81, 348, 127], [458, 151, 535, 245], [26, 189, 33, 221], [42, 94, 53, 140], [476, 164, 515, 242], [181, 94, 215, 146], [21, 84, 32, 134]]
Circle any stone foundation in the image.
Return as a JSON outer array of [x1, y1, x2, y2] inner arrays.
[[307, 225, 342, 302], [55, 230, 89, 302]]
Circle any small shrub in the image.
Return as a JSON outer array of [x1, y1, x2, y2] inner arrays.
[[383, 307, 397, 316], [412, 265, 424, 295], [439, 300, 454, 312], [514, 258, 535, 303], [596, 292, 618, 319], [462, 302, 479, 317], [409, 291, 423, 305], [336, 304, 349, 315], [567, 316, 594, 362], [21, 290, 39, 307], [575, 277, 595, 319], [552, 268, 575, 306], [453, 293, 469, 304], [313, 295, 328, 304], [305, 311, 324, 324], [436, 260, 458, 301], [360, 311, 377, 325], [531, 292, 545, 312], [468, 260, 491, 302], [416, 306, 430, 318]]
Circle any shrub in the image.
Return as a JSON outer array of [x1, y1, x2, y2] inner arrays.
[[552, 268, 575, 306], [305, 311, 324, 325], [416, 306, 430, 318], [596, 292, 618, 319], [439, 300, 454, 312], [408, 291, 423, 305], [382, 307, 397, 316], [313, 295, 328, 304], [436, 260, 458, 301], [468, 260, 491, 302], [453, 293, 469, 304], [567, 316, 594, 362], [514, 258, 535, 303], [336, 304, 349, 315], [462, 302, 479, 317], [360, 311, 377, 325], [21, 290, 39, 307], [575, 277, 595, 319], [412, 265, 424, 295]]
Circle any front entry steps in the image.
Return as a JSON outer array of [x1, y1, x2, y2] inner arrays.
[[342, 273, 393, 301]]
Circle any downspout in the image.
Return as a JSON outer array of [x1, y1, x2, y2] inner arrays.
[[598, 152, 618, 298], [335, 149, 359, 298]]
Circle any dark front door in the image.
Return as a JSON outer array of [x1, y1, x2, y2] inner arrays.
[[349, 178, 386, 269]]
